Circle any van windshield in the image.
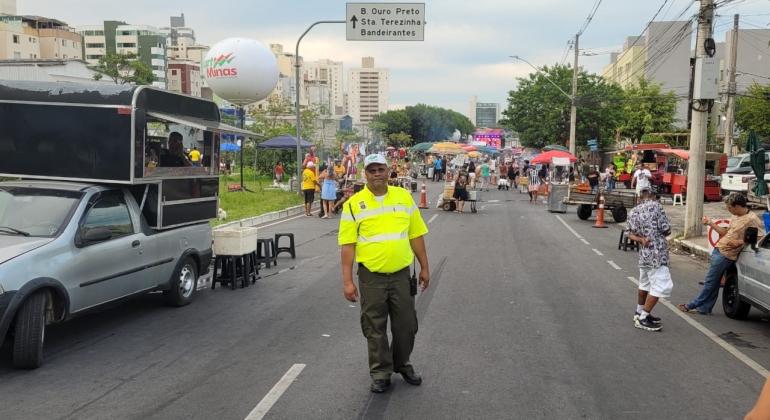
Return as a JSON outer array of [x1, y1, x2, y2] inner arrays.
[[727, 157, 743, 168], [0, 187, 82, 237]]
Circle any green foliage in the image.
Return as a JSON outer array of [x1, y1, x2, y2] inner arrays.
[[335, 129, 360, 151], [736, 83, 770, 142], [387, 131, 413, 148], [501, 64, 624, 149], [617, 79, 677, 142], [372, 105, 474, 143], [91, 53, 155, 85]]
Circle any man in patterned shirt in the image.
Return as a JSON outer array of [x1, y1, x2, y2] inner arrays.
[[626, 186, 672, 331]]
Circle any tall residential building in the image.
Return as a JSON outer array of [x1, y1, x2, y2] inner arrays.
[[722, 28, 770, 94], [1, 0, 16, 15], [347, 56, 389, 126], [160, 13, 195, 48], [0, 15, 82, 60], [304, 58, 344, 115], [78, 21, 167, 88], [602, 21, 693, 127], [469, 96, 500, 128]]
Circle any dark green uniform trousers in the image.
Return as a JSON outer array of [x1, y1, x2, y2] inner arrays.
[[358, 264, 418, 380]]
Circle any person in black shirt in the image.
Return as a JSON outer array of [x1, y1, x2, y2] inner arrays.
[[159, 132, 191, 167]]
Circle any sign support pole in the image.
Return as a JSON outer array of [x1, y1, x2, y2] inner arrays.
[[295, 20, 345, 194]]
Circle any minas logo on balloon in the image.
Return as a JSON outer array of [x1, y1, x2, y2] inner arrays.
[[204, 53, 238, 77]]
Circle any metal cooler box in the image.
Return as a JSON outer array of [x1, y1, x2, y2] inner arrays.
[[548, 183, 569, 213]]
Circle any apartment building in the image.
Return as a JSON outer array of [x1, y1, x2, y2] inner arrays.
[[167, 61, 200, 96], [603, 21, 693, 127], [0, 15, 81, 60], [347, 56, 389, 126], [79, 21, 166, 88], [469, 96, 500, 128], [305, 58, 344, 115]]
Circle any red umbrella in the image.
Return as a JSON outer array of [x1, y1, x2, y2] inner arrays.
[[530, 150, 577, 164], [462, 145, 477, 151]]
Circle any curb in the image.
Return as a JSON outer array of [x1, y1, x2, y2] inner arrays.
[[671, 237, 711, 261], [214, 203, 316, 231]]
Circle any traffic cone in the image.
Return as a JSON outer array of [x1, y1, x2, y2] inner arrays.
[[593, 192, 608, 228], [418, 182, 429, 209]]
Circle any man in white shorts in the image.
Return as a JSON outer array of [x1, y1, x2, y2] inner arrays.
[[626, 186, 672, 331]]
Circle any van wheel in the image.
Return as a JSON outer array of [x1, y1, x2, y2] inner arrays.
[[723, 271, 751, 320], [12, 291, 48, 369], [164, 257, 197, 307]]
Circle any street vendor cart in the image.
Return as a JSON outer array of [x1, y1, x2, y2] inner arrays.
[[438, 179, 479, 213], [0, 80, 255, 229]]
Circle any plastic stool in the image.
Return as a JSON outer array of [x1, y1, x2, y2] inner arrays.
[[212, 254, 256, 290], [672, 193, 684, 206], [274, 233, 296, 259], [617, 229, 639, 252], [256, 238, 277, 268]]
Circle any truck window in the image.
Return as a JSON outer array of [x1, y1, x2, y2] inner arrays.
[[82, 192, 134, 238]]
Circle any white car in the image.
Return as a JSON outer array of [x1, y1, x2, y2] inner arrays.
[[720, 152, 770, 194]]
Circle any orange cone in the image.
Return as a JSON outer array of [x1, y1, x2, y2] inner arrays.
[[593, 192, 608, 228], [418, 182, 429, 209]]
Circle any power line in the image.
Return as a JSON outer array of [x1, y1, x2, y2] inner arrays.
[[577, 0, 604, 36]]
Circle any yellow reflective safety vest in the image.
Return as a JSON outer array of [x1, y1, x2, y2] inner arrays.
[[338, 185, 428, 274]]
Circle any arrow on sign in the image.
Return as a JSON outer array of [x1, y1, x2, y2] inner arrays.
[[350, 15, 358, 29]]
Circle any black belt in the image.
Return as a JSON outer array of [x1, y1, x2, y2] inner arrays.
[[358, 263, 408, 276]]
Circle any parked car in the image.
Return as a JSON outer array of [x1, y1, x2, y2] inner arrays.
[[0, 181, 213, 368], [720, 152, 770, 194], [722, 229, 770, 319]]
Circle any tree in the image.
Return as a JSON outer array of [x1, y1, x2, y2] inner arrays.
[[617, 79, 677, 142], [92, 53, 155, 85], [371, 105, 472, 144], [387, 131, 413, 148], [500, 64, 624, 149], [371, 109, 411, 137], [736, 83, 770, 143]]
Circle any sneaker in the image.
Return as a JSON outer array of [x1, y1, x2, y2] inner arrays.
[[634, 312, 661, 324], [635, 315, 662, 331]]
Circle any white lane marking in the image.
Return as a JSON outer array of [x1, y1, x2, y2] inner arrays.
[[487, 199, 500, 203], [555, 215, 583, 239], [592, 248, 604, 256], [607, 261, 622, 270], [428, 214, 439, 224], [622, 276, 769, 378], [580, 238, 591, 245], [245, 363, 306, 420]]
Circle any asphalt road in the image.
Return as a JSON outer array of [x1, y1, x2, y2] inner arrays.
[[1, 181, 768, 420]]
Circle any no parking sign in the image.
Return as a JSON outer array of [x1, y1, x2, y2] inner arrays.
[[707, 219, 731, 251]]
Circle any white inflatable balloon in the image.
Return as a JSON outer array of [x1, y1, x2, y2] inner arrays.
[[202, 38, 279, 105]]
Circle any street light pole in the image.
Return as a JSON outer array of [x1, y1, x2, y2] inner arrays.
[[295, 20, 345, 194]]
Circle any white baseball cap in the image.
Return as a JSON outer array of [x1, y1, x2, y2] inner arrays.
[[363, 154, 387, 168]]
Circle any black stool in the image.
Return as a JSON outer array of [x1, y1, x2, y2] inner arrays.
[[618, 229, 639, 252], [274, 233, 296, 259], [212, 253, 257, 289], [256, 238, 277, 268]]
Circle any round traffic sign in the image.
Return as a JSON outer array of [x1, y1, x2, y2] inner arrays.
[[708, 219, 731, 250]]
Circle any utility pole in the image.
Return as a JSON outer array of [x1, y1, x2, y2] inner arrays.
[[684, 0, 715, 239], [569, 33, 579, 156], [722, 14, 739, 156]]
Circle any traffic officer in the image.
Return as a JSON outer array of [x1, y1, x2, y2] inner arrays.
[[338, 153, 430, 393]]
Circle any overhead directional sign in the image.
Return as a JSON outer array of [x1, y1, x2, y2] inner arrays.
[[346, 3, 425, 41]]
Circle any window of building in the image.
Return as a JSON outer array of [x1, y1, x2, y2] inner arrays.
[[86, 43, 105, 48], [62, 39, 67, 46], [12, 35, 19, 44], [117, 43, 136, 48], [171, 69, 178, 75]]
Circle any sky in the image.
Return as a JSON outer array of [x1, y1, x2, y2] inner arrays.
[[18, 0, 770, 117]]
